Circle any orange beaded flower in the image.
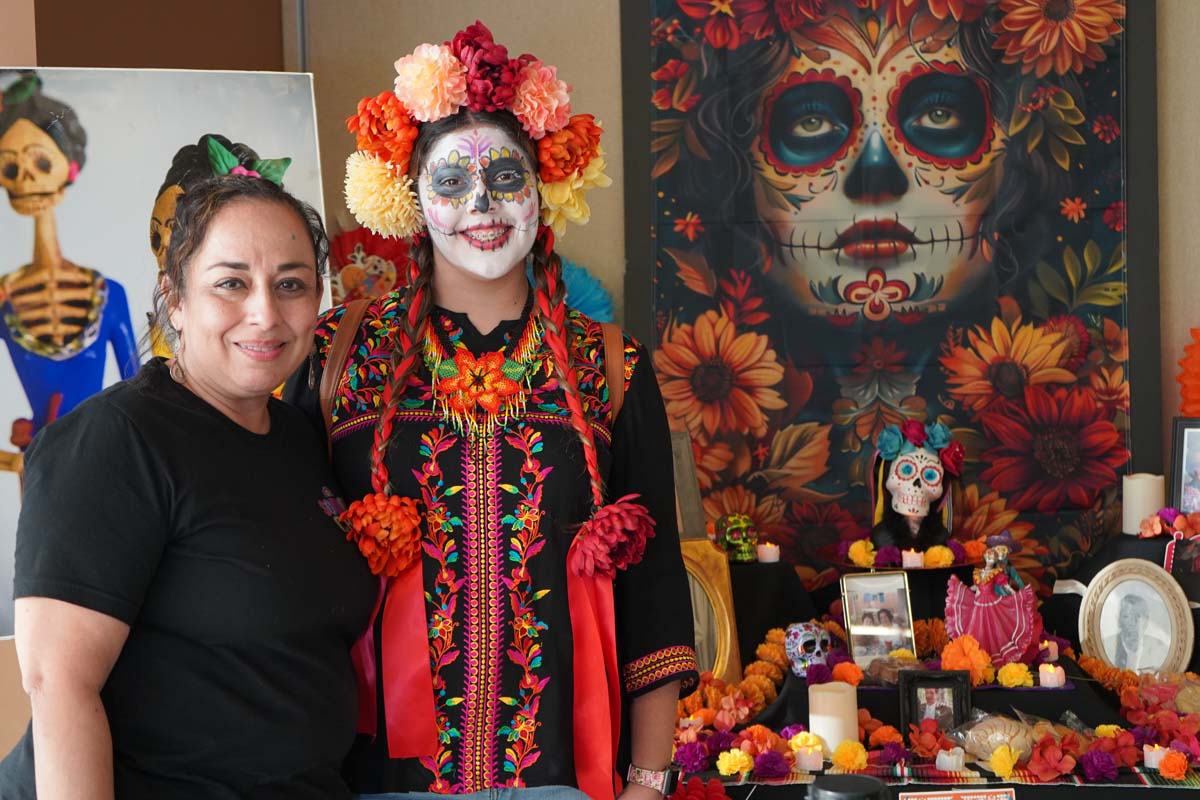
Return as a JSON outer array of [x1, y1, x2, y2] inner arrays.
[[438, 350, 522, 416], [340, 492, 423, 576]]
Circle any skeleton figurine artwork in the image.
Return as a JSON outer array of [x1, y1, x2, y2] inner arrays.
[[869, 421, 962, 552], [785, 621, 831, 678], [0, 72, 137, 448]]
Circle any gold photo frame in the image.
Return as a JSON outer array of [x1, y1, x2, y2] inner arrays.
[[1079, 558, 1194, 675], [680, 539, 742, 684], [841, 570, 917, 668]]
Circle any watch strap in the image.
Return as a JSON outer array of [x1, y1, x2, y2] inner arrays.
[[626, 764, 676, 795]]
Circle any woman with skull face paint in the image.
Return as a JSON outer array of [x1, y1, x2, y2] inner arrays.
[[285, 22, 697, 800], [0, 72, 138, 449]]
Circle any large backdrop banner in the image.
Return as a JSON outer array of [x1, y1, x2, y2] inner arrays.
[[0, 68, 324, 634], [648, 0, 1128, 596]]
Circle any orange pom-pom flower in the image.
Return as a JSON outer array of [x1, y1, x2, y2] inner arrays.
[[345, 91, 419, 173], [832, 661, 864, 686], [942, 634, 993, 687], [1159, 749, 1189, 780], [341, 492, 423, 576], [537, 113, 603, 184]]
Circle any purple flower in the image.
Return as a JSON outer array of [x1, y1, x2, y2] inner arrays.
[[947, 540, 967, 563], [924, 658, 942, 671], [1159, 507, 1182, 525], [704, 730, 735, 756], [1079, 749, 1118, 782], [1170, 739, 1192, 754], [877, 742, 913, 766], [874, 546, 901, 567], [780, 724, 807, 740], [753, 750, 791, 780], [837, 540, 853, 561], [806, 664, 833, 685], [674, 740, 710, 773], [1130, 726, 1159, 748]]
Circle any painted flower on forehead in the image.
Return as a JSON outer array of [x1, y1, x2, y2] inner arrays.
[[513, 59, 572, 139], [448, 20, 528, 113], [393, 43, 469, 122]]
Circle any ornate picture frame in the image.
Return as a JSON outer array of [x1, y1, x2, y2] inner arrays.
[[1169, 417, 1200, 512], [841, 570, 916, 668], [899, 669, 971, 734], [1079, 558, 1194, 674], [680, 539, 742, 685]]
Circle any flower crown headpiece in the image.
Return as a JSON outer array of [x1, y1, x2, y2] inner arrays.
[[875, 420, 964, 478], [343, 21, 610, 240]]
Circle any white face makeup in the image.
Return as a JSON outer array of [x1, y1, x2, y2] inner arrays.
[[419, 124, 539, 281]]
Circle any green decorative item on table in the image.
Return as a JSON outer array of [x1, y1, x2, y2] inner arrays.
[[716, 512, 757, 562]]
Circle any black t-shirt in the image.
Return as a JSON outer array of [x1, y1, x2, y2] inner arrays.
[[0, 359, 377, 799]]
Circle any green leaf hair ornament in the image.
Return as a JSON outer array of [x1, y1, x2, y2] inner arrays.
[[205, 135, 291, 186]]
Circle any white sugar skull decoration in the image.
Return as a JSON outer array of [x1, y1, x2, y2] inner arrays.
[[785, 622, 831, 678], [885, 448, 944, 519]]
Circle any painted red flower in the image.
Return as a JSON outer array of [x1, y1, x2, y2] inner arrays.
[[777, 500, 864, 569], [651, 59, 701, 112], [1059, 196, 1087, 223], [674, 211, 705, 241], [979, 385, 1129, 513], [739, 0, 827, 38], [1092, 114, 1121, 144], [1103, 200, 1126, 232], [842, 268, 911, 322], [677, 0, 750, 49], [1042, 314, 1090, 372], [891, 0, 990, 26]]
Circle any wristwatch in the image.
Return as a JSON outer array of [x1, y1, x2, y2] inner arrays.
[[627, 764, 677, 796]]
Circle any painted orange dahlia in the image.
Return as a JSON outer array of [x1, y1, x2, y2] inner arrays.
[[701, 484, 785, 537], [993, 0, 1125, 77], [940, 315, 1076, 413], [655, 310, 786, 437]]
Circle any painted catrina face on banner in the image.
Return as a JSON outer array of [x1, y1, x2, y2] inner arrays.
[[419, 124, 540, 281], [0, 119, 71, 217], [752, 15, 1006, 322]]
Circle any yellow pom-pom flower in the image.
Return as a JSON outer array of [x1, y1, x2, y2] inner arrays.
[[997, 662, 1033, 688], [789, 731, 823, 753], [1095, 724, 1124, 739], [888, 648, 918, 661], [831, 740, 868, 771], [989, 744, 1020, 779], [924, 545, 954, 568], [716, 748, 754, 776], [539, 147, 612, 235], [848, 539, 876, 568], [344, 151, 423, 238]]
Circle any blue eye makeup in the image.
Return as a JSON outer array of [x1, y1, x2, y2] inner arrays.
[[483, 156, 528, 194], [762, 79, 856, 171], [429, 165, 474, 198], [896, 73, 989, 162]]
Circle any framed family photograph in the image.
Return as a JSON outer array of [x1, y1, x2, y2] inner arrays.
[[841, 571, 916, 668], [1169, 417, 1200, 512], [899, 670, 971, 733]]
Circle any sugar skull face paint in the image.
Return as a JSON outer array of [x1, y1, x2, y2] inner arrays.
[[419, 124, 539, 281], [751, 20, 1006, 322]]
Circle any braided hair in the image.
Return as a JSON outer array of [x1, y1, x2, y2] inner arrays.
[[369, 109, 607, 510]]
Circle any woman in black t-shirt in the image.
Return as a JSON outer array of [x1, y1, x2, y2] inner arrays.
[[0, 176, 376, 798]]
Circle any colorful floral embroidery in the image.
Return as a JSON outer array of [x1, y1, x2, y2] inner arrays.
[[623, 645, 700, 694]]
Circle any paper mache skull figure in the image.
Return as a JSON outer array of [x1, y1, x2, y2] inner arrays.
[[870, 421, 962, 552], [785, 622, 831, 678]]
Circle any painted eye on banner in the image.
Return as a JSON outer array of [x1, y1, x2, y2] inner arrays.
[[760, 71, 861, 175], [892, 69, 992, 167]]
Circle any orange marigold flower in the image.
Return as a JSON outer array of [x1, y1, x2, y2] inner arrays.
[[345, 91, 419, 171], [1060, 196, 1087, 223], [741, 673, 778, 704], [915, 618, 951, 658], [1159, 749, 1189, 781], [942, 635, 993, 686], [832, 662, 864, 687], [341, 492, 423, 576], [755, 642, 789, 671], [744, 659, 785, 686], [536, 113, 603, 184], [962, 539, 988, 561], [993, 0, 1125, 77], [869, 725, 904, 748]]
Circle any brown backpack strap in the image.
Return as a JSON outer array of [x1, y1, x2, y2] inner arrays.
[[319, 298, 372, 458], [599, 322, 625, 422]]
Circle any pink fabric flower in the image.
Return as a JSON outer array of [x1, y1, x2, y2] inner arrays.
[[393, 43, 468, 122], [229, 165, 261, 178], [512, 59, 571, 139]]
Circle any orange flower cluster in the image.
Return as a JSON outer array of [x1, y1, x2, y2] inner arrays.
[[869, 725, 904, 748], [914, 619, 950, 658], [1160, 749, 1190, 781], [537, 113, 603, 184], [1078, 654, 1140, 696], [859, 708, 884, 743], [942, 635, 993, 686], [341, 492, 423, 576], [677, 671, 767, 724], [738, 724, 788, 756], [345, 91, 419, 172]]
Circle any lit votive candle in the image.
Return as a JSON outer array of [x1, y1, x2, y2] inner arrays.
[[794, 746, 824, 772], [1145, 744, 1167, 770], [1039, 640, 1059, 662], [1038, 664, 1066, 688], [756, 542, 781, 563], [901, 549, 925, 569], [935, 747, 965, 772]]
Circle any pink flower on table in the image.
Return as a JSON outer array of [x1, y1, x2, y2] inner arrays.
[[512, 59, 571, 139]]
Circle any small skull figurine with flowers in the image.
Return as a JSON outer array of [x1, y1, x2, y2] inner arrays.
[[785, 622, 831, 678], [716, 513, 758, 563], [869, 421, 962, 552]]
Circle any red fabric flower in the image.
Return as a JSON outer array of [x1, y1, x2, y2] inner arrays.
[[569, 495, 656, 578], [908, 718, 954, 758], [447, 20, 527, 113], [1028, 733, 1077, 782], [900, 419, 927, 447], [537, 114, 603, 184], [668, 776, 731, 800], [940, 440, 965, 477], [340, 493, 423, 577]]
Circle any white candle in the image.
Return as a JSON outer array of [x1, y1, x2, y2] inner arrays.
[[794, 746, 824, 772], [902, 549, 925, 568], [1038, 664, 1066, 688], [1123, 474, 1165, 535], [808, 681, 859, 752], [1144, 744, 1167, 770], [756, 542, 781, 563], [1040, 640, 1059, 662], [936, 747, 965, 772]]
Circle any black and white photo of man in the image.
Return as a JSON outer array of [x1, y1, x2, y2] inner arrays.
[[1102, 593, 1170, 672]]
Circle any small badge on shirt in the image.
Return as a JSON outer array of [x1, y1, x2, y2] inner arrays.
[[318, 486, 350, 532]]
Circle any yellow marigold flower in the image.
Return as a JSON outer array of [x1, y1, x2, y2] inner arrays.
[[1095, 724, 1124, 739], [888, 648, 917, 661], [997, 662, 1033, 688], [924, 545, 954, 568], [848, 539, 876, 568], [831, 740, 868, 771], [789, 731, 823, 753], [990, 744, 1020, 779], [716, 748, 754, 776], [344, 152, 423, 238]]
